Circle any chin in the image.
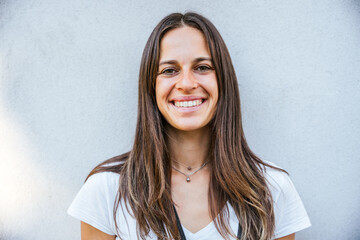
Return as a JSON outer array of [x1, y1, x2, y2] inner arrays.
[[169, 121, 210, 132]]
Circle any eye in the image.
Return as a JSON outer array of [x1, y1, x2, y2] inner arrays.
[[194, 65, 213, 72], [159, 67, 179, 76]]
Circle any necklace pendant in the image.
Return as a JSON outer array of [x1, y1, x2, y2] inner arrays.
[[186, 177, 190, 182], [187, 166, 192, 171]]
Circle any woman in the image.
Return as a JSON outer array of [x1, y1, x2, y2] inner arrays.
[[68, 12, 311, 240]]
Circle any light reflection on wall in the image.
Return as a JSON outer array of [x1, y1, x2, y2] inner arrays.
[[0, 70, 47, 237]]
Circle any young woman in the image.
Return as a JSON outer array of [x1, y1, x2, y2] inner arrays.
[[68, 12, 311, 240]]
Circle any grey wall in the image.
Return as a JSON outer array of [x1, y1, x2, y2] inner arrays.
[[0, 0, 359, 239]]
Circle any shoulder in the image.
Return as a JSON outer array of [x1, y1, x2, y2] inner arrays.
[[83, 159, 125, 195], [261, 160, 311, 238], [85, 171, 120, 190], [261, 160, 304, 210], [261, 161, 291, 200], [79, 171, 122, 213], [67, 171, 122, 236]]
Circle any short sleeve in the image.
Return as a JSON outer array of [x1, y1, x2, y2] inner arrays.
[[67, 171, 120, 236], [267, 168, 311, 239]]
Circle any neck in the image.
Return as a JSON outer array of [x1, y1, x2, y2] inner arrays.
[[166, 125, 211, 170]]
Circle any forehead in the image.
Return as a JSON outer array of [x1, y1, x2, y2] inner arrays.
[[159, 26, 211, 60]]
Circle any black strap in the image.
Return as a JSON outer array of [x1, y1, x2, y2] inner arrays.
[[237, 223, 242, 239], [173, 206, 242, 239], [174, 206, 187, 240]]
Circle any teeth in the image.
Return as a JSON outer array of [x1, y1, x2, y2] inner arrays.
[[174, 100, 203, 108]]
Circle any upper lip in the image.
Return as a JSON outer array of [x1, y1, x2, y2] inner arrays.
[[170, 96, 205, 101]]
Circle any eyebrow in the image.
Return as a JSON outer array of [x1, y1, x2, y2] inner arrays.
[[159, 57, 212, 66]]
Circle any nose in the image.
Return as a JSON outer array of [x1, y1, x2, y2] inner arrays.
[[175, 68, 198, 91]]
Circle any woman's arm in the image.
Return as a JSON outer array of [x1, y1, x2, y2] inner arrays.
[[276, 233, 295, 240], [81, 221, 116, 240]]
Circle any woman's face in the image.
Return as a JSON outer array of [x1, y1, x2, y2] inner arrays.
[[155, 26, 218, 132]]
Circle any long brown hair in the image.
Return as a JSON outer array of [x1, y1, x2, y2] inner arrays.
[[87, 12, 285, 240]]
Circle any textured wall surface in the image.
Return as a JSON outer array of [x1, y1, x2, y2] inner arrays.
[[0, 0, 359, 239]]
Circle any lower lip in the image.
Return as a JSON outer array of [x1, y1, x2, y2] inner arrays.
[[171, 100, 206, 112]]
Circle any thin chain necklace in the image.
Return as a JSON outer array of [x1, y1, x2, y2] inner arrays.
[[172, 158, 201, 171], [171, 160, 210, 182]]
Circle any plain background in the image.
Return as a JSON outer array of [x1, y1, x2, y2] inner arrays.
[[0, 0, 359, 239]]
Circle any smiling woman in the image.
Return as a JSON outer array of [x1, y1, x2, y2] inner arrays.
[[67, 12, 311, 240]]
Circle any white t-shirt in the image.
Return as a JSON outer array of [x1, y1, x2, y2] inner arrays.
[[67, 162, 311, 239]]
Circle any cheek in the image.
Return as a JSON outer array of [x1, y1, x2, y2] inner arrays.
[[212, 82, 219, 99], [155, 79, 162, 101], [155, 79, 171, 110], [156, 79, 172, 99], [200, 77, 218, 101], [211, 77, 219, 102]]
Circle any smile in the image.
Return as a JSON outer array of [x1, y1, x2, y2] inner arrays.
[[173, 99, 204, 108]]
